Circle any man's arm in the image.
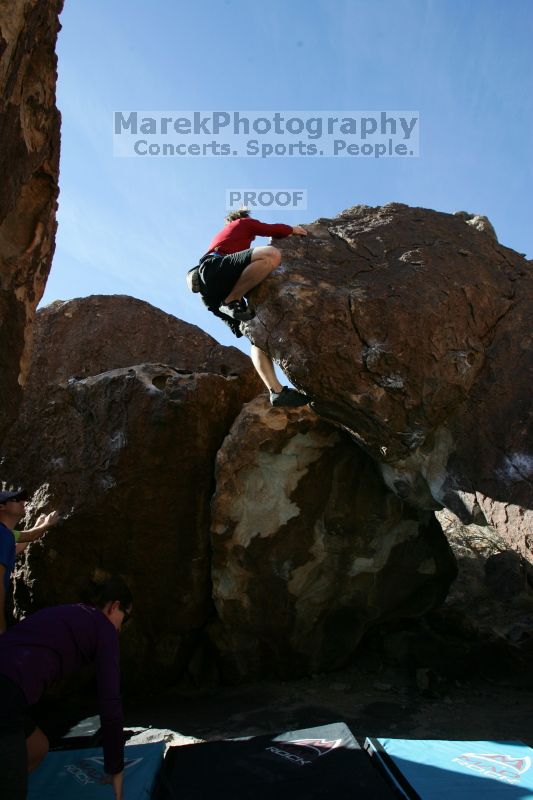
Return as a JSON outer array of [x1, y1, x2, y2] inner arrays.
[[111, 770, 124, 800], [95, 623, 125, 794], [0, 566, 6, 633], [250, 220, 308, 238], [249, 219, 294, 239], [16, 511, 59, 544], [103, 769, 124, 800]]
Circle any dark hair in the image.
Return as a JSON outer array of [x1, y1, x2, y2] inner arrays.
[[83, 575, 133, 610], [225, 206, 251, 223]]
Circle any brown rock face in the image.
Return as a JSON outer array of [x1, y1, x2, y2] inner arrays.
[[28, 295, 255, 389], [0, 0, 63, 437], [210, 398, 457, 679], [2, 297, 261, 686], [242, 204, 533, 556]]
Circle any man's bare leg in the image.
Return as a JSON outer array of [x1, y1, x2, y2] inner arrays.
[[250, 345, 310, 407], [250, 344, 283, 392], [224, 246, 281, 303]]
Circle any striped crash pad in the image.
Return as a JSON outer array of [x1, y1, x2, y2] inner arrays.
[[28, 742, 165, 799], [158, 722, 397, 799], [364, 738, 533, 799]]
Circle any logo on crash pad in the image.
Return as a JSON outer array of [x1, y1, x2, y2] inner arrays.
[[64, 755, 143, 785], [265, 737, 342, 767], [452, 752, 531, 785]]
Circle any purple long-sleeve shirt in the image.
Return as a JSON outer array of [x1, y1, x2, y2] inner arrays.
[[0, 603, 124, 774]]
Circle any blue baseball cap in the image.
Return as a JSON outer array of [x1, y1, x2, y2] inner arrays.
[[0, 489, 28, 504]]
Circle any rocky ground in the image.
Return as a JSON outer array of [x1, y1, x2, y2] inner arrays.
[[124, 511, 533, 750], [123, 666, 533, 749]]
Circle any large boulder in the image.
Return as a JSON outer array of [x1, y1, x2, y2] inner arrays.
[[1, 296, 262, 687], [210, 398, 457, 679], [27, 295, 253, 389], [0, 0, 63, 438], [243, 204, 533, 556]]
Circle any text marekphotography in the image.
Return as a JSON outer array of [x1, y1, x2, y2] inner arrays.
[[113, 111, 420, 158]]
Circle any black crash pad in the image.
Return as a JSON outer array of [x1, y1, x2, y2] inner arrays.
[[156, 721, 397, 799]]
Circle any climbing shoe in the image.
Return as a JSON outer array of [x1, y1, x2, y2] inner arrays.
[[219, 299, 255, 322], [270, 386, 310, 408]]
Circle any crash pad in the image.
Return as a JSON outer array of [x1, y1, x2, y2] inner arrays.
[[364, 737, 533, 799], [28, 741, 165, 799], [157, 721, 396, 799]]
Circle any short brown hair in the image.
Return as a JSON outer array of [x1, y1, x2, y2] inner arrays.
[[225, 206, 251, 223]]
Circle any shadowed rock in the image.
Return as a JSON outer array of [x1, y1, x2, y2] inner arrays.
[[210, 397, 457, 679], [1, 297, 262, 687]]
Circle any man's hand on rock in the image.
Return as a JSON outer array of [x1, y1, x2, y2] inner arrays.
[[292, 226, 308, 236], [34, 510, 60, 532], [18, 510, 60, 546]]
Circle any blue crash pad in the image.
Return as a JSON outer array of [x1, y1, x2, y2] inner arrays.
[[364, 738, 533, 799], [28, 742, 164, 799]]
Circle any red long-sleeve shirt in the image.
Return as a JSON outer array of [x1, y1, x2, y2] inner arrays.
[[205, 217, 293, 255]]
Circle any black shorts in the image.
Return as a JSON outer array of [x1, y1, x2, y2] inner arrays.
[[198, 248, 254, 306]]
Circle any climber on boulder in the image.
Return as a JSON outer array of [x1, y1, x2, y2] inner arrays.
[[188, 207, 310, 408]]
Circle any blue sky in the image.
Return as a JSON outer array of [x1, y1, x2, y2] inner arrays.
[[42, 0, 533, 354]]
